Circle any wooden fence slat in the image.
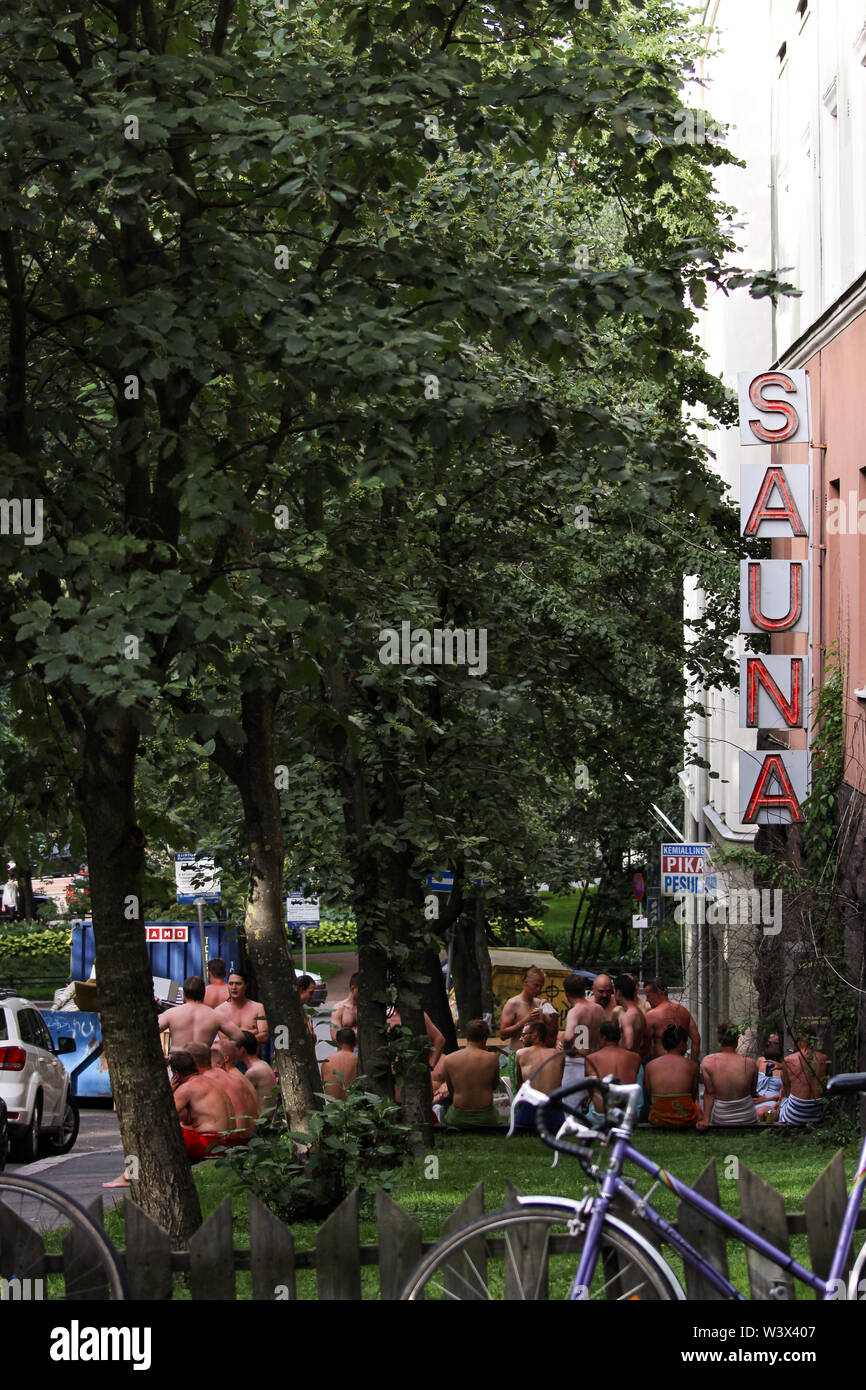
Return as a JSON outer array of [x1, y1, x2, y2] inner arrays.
[[0, 1201, 46, 1285], [738, 1163, 796, 1301], [123, 1199, 173, 1301], [678, 1159, 730, 1300], [804, 1150, 849, 1290], [376, 1189, 422, 1301], [317, 1189, 361, 1301], [436, 1181, 485, 1301], [189, 1197, 236, 1300], [62, 1195, 109, 1301], [249, 1194, 295, 1302]]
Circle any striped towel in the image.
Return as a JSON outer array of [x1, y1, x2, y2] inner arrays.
[[778, 1094, 825, 1125]]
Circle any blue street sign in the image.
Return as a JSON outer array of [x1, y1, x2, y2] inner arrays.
[[426, 872, 455, 893]]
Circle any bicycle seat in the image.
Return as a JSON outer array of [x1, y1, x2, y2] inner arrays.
[[826, 1072, 866, 1095]]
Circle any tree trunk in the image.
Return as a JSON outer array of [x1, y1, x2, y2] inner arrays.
[[16, 865, 34, 922], [78, 709, 202, 1244], [451, 905, 493, 1036], [231, 689, 321, 1134], [419, 942, 457, 1053]]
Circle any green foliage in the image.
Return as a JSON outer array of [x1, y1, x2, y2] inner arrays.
[[218, 1083, 410, 1222], [295, 920, 358, 949], [0, 923, 71, 961]]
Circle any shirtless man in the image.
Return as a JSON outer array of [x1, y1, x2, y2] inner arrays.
[[321, 1027, 359, 1100], [779, 1033, 828, 1124], [184, 1041, 247, 1130], [237, 1031, 279, 1120], [697, 1023, 759, 1128], [590, 973, 616, 1023], [441, 1019, 502, 1128], [102, 1044, 236, 1188], [330, 972, 359, 1041], [204, 958, 230, 1009], [516, 1018, 566, 1094], [644, 978, 700, 1059], [644, 1025, 700, 1128], [214, 969, 268, 1047], [157, 976, 244, 1050], [499, 967, 552, 1050], [614, 975, 647, 1057], [584, 1020, 642, 1123], [561, 975, 604, 1089], [514, 1018, 566, 1127], [211, 1038, 260, 1135], [169, 1050, 235, 1161]]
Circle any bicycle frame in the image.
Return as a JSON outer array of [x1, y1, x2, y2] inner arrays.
[[569, 1100, 866, 1301]]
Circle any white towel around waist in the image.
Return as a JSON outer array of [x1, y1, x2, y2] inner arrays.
[[711, 1095, 758, 1124]]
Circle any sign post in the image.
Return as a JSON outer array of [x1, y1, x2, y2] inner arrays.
[[286, 892, 321, 976], [194, 898, 207, 980], [174, 854, 221, 982], [632, 913, 648, 982]]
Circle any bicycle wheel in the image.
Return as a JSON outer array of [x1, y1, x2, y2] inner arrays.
[[401, 1204, 683, 1301], [0, 1174, 128, 1300]]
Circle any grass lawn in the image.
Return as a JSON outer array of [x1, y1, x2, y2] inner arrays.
[[183, 1128, 860, 1300], [305, 958, 342, 981]]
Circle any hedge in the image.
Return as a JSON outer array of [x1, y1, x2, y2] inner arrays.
[[0, 924, 71, 962], [291, 919, 356, 948]]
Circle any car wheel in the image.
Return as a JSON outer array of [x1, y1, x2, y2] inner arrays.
[[41, 1094, 80, 1156], [14, 1097, 41, 1164]]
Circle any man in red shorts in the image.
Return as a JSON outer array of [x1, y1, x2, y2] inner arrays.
[[169, 1050, 234, 1161]]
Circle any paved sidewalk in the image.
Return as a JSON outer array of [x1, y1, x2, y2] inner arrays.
[[11, 1145, 127, 1220]]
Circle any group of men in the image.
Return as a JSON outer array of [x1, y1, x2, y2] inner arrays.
[[435, 965, 828, 1131], [103, 961, 278, 1184]]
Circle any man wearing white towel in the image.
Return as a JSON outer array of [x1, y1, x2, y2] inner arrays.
[[696, 1022, 759, 1128]]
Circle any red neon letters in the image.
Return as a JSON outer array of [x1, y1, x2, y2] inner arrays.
[[747, 371, 801, 443]]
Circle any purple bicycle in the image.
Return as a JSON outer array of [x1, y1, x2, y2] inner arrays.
[[401, 1071, 866, 1300]]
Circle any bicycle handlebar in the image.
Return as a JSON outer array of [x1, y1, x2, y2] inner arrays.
[[533, 1075, 609, 1167]]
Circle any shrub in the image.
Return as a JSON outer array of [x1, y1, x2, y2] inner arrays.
[[0, 924, 71, 962], [217, 1082, 409, 1222], [290, 918, 357, 949]]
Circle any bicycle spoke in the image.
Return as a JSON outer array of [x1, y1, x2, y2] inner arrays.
[[404, 1207, 679, 1302]]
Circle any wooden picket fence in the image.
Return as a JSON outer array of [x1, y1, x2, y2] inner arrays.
[[3, 1151, 865, 1298]]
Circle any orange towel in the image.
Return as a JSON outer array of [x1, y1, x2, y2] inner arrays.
[[648, 1094, 701, 1129]]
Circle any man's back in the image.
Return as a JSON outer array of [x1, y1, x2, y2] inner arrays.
[[585, 1043, 641, 1085], [204, 982, 229, 1009], [443, 1047, 499, 1111], [646, 1001, 693, 1057], [322, 1049, 358, 1100], [516, 1044, 565, 1095], [564, 999, 604, 1054], [645, 1053, 698, 1098], [785, 1047, 827, 1099], [245, 1058, 278, 1111], [702, 1052, 757, 1101], [617, 1004, 646, 1056], [176, 1076, 232, 1133], [221, 1067, 260, 1134], [158, 1002, 223, 1049]]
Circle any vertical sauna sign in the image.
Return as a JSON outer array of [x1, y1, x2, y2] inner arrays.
[[736, 369, 812, 824]]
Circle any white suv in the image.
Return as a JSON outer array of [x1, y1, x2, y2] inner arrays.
[[0, 991, 79, 1162]]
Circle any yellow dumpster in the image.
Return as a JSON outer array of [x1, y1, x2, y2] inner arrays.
[[490, 948, 573, 1035]]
